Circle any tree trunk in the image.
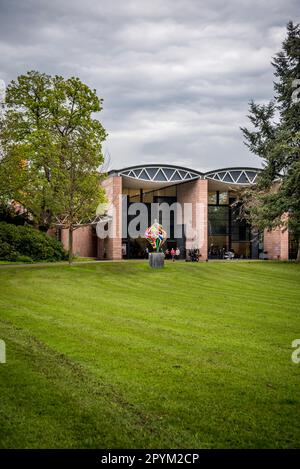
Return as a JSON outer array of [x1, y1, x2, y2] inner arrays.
[[296, 238, 300, 263], [68, 226, 74, 266]]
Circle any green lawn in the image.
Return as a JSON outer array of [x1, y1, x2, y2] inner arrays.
[[0, 261, 299, 448]]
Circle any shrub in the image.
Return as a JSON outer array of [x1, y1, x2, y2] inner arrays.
[[15, 255, 33, 263], [0, 222, 67, 262], [0, 240, 19, 261]]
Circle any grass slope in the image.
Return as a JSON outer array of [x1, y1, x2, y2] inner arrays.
[[0, 261, 299, 448]]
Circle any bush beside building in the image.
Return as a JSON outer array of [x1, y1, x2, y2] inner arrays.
[[0, 222, 67, 262]]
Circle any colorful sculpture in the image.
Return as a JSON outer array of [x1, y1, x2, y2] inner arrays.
[[145, 221, 167, 252]]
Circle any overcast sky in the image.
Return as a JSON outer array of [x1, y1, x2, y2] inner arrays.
[[0, 0, 299, 171]]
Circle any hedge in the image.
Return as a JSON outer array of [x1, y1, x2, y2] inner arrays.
[[0, 222, 68, 262]]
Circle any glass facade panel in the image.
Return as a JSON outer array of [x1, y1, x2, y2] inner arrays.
[[230, 203, 251, 242], [123, 183, 257, 259], [231, 242, 251, 259], [208, 235, 229, 258], [208, 191, 217, 204], [142, 192, 153, 203], [122, 184, 184, 258], [208, 206, 229, 235], [208, 192, 256, 259], [129, 193, 140, 202], [219, 191, 228, 205], [154, 186, 177, 197], [289, 235, 298, 260], [123, 185, 177, 204], [123, 188, 140, 198]]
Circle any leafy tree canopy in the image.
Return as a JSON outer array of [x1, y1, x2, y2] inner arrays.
[[241, 21, 300, 261], [0, 71, 107, 262]]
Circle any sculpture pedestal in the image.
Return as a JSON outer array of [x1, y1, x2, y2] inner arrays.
[[149, 252, 165, 268]]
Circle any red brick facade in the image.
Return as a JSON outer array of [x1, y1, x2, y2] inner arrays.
[[58, 174, 290, 261], [61, 225, 96, 258], [263, 226, 289, 260], [177, 179, 208, 260], [60, 176, 123, 260], [97, 176, 123, 260]]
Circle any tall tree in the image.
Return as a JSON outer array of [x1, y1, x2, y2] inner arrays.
[[241, 21, 300, 261], [0, 71, 107, 263]]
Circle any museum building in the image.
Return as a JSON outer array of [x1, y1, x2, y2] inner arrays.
[[60, 164, 292, 261]]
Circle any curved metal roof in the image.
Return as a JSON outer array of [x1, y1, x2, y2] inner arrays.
[[111, 164, 202, 182], [109, 164, 261, 187], [205, 167, 260, 185]]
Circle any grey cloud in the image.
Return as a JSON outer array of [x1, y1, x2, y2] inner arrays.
[[0, 0, 299, 171]]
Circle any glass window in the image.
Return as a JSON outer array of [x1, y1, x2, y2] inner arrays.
[[141, 186, 177, 203], [123, 188, 140, 200], [142, 192, 153, 203], [231, 242, 251, 259], [208, 206, 229, 235], [230, 203, 251, 242], [208, 192, 217, 204], [208, 235, 229, 258], [154, 186, 176, 197], [218, 192, 228, 205], [128, 193, 140, 202], [289, 235, 298, 260]]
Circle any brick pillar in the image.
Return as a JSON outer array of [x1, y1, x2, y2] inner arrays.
[[263, 226, 289, 260], [100, 176, 122, 260], [280, 228, 289, 260], [177, 178, 208, 260]]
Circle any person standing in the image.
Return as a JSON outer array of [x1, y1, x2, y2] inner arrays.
[[170, 248, 176, 261], [175, 247, 180, 259]]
